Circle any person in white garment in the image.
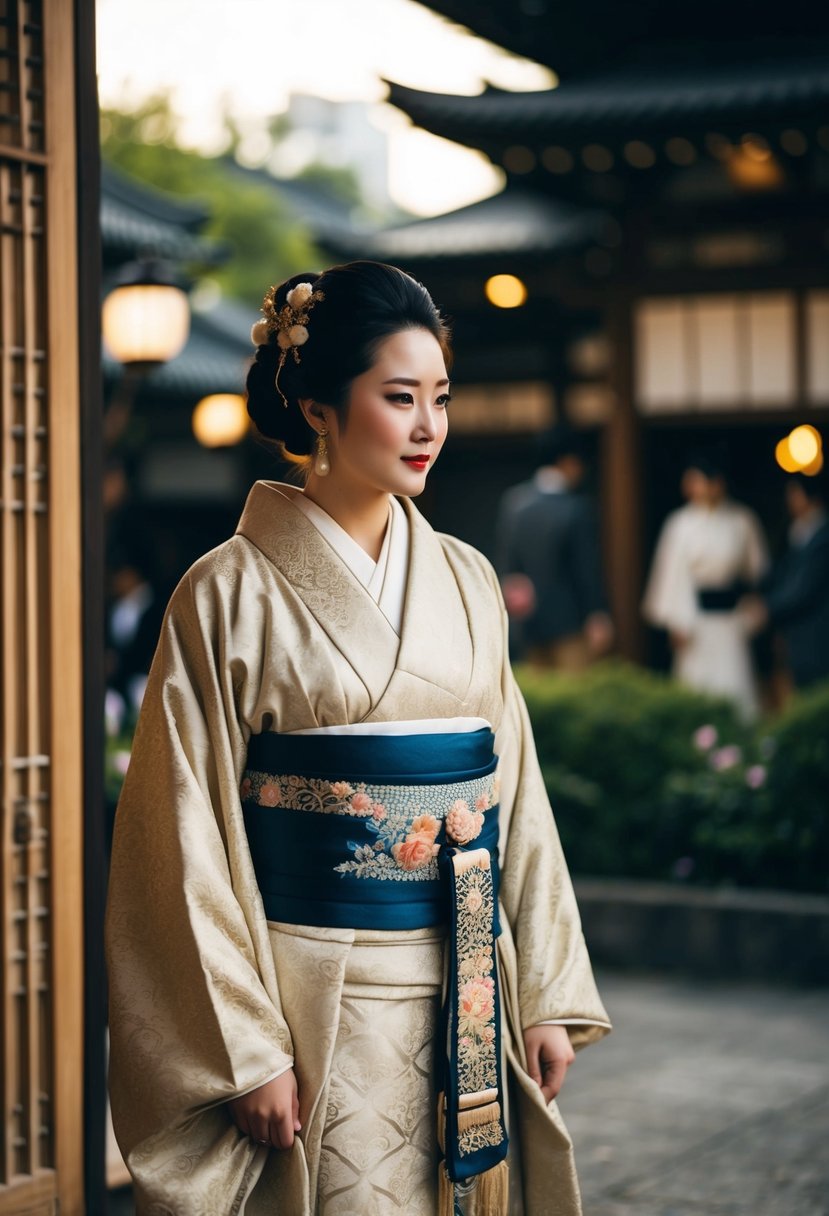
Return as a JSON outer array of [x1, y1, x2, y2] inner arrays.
[[642, 451, 769, 720]]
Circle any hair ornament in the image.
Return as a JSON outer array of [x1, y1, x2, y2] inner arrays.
[[253, 280, 325, 407]]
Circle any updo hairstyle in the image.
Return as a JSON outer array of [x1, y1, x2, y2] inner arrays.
[[245, 261, 452, 468]]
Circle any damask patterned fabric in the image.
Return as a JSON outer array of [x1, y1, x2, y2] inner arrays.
[[105, 482, 611, 1215]]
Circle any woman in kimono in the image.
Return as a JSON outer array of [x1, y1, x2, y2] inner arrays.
[[642, 452, 768, 721], [106, 261, 610, 1216]]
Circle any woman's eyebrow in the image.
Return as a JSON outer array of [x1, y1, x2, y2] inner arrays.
[[382, 377, 451, 387]]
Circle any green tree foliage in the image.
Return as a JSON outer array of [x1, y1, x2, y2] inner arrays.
[[100, 95, 323, 306]]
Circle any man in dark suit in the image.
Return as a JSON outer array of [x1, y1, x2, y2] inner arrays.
[[742, 472, 829, 690], [495, 426, 613, 668]]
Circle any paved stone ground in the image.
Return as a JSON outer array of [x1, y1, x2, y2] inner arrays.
[[560, 971, 829, 1216], [109, 970, 829, 1215]]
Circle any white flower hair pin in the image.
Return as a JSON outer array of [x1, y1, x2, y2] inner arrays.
[[251, 281, 325, 407]]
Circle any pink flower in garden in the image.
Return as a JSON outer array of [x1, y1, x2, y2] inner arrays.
[[672, 856, 695, 880], [330, 781, 353, 799], [745, 765, 767, 789], [693, 725, 718, 751], [258, 782, 281, 807], [392, 836, 439, 870], [710, 745, 742, 772], [371, 802, 387, 820], [349, 791, 373, 815], [112, 750, 131, 777]]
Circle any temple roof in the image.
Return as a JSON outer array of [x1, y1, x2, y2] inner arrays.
[[416, 1, 829, 79], [101, 163, 223, 266], [221, 161, 374, 251], [385, 56, 829, 150], [361, 187, 605, 262]]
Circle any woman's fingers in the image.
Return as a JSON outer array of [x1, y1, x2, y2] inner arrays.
[[539, 1056, 569, 1103], [270, 1105, 296, 1150], [227, 1070, 302, 1149], [523, 1025, 575, 1104]]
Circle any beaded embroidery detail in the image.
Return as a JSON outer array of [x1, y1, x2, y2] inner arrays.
[[454, 856, 501, 1110], [241, 769, 497, 881]]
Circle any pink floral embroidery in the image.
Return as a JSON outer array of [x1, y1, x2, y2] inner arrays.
[[392, 836, 440, 871], [240, 777, 252, 800], [465, 887, 483, 914], [330, 781, 354, 799], [371, 802, 387, 820], [258, 782, 281, 807], [446, 799, 484, 845], [349, 791, 373, 816], [458, 976, 495, 1037], [410, 814, 440, 841], [475, 792, 490, 813]]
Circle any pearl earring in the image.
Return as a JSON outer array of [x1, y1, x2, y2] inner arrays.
[[314, 427, 330, 477]]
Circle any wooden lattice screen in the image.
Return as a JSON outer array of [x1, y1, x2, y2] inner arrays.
[[0, 1, 84, 1213]]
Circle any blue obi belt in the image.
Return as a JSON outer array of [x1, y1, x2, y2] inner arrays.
[[241, 727, 509, 1198]]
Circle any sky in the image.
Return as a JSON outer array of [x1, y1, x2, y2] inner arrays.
[[95, 0, 555, 216]]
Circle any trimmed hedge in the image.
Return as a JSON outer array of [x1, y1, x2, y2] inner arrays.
[[515, 661, 828, 894]]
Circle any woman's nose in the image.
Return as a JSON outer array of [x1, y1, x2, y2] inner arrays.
[[412, 405, 437, 441]]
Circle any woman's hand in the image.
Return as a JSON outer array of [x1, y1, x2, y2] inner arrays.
[[227, 1070, 301, 1150], [523, 1024, 575, 1104]]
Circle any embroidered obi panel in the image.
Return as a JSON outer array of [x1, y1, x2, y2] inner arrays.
[[241, 728, 501, 931], [240, 727, 509, 1185]]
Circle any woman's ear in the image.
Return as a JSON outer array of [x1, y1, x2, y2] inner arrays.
[[298, 398, 324, 430]]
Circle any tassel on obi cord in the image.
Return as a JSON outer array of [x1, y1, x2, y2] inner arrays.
[[437, 847, 509, 1215]]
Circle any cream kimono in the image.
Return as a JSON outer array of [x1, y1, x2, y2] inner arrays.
[[642, 500, 768, 720], [106, 480, 610, 1216]]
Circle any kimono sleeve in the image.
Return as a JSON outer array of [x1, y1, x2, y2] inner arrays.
[[105, 568, 294, 1162], [641, 510, 697, 636], [487, 570, 611, 1049]]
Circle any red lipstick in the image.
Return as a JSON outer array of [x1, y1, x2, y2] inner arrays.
[[401, 455, 430, 470]]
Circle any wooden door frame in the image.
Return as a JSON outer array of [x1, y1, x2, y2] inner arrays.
[[74, 0, 107, 1210]]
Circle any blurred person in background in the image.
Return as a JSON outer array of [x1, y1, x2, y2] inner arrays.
[[740, 471, 829, 692], [642, 449, 768, 720], [495, 425, 614, 670], [105, 535, 164, 716]]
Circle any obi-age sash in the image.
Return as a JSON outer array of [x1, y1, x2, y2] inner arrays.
[[241, 728, 509, 1210]]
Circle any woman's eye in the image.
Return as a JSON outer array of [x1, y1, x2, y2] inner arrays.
[[386, 393, 413, 405], [436, 393, 452, 408]]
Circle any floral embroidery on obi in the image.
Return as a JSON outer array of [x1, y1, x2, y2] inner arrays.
[[241, 769, 498, 882], [454, 860, 502, 1147]]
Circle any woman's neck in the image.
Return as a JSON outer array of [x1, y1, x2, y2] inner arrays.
[[302, 476, 391, 562]]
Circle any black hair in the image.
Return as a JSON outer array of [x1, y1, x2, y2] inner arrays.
[[682, 443, 731, 482], [786, 470, 827, 501], [245, 261, 452, 464], [535, 424, 588, 466]]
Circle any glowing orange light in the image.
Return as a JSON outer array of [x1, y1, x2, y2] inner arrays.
[[485, 274, 527, 309], [788, 425, 821, 466], [775, 437, 800, 473]]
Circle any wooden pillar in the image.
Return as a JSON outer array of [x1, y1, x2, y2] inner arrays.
[[0, 1, 85, 1211], [601, 290, 645, 661]]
